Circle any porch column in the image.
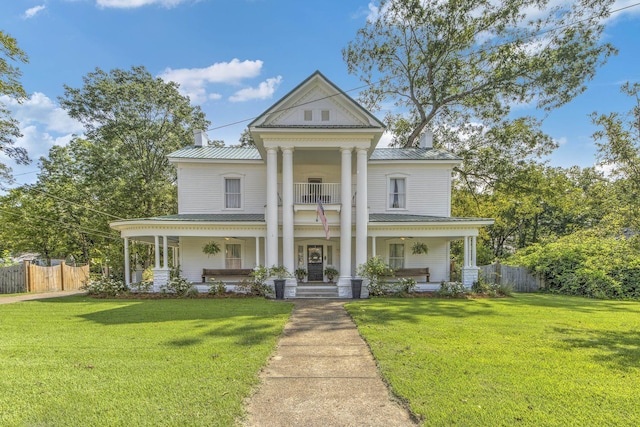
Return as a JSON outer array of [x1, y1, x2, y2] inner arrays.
[[162, 235, 168, 269], [461, 235, 479, 288], [266, 147, 278, 267], [355, 148, 368, 270], [123, 238, 130, 286], [339, 147, 352, 296], [255, 237, 260, 267], [282, 147, 295, 273], [372, 236, 377, 257], [154, 235, 160, 269]]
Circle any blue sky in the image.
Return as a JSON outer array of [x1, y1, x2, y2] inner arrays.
[[1, 0, 639, 187]]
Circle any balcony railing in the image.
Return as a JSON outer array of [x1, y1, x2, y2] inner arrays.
[[293, 183, 341, 204]]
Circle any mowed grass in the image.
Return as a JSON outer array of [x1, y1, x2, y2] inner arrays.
[[0, 296, 293, 426], [346, 294, 640, 426]]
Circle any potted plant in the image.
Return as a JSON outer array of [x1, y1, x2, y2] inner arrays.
[[411, 241, 428, 255], [202, 241, 221, 257], [324, 266, 339, 283], [269, 265, 291, 299], [295, 267, 307, 282]]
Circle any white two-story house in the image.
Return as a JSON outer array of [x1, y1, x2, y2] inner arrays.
[[110, 71, 493, 297]]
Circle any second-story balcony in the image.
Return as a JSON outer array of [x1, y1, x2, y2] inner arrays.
[[294, 182, 341, 204]]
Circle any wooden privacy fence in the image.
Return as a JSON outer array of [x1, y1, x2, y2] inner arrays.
[[479, 263, 544, 293], [0, 263, 27, 293], [0, 262, 89, 294]]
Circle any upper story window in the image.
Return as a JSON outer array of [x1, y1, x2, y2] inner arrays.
[[304, 110, 313, 121], [389, 177, 406, 209], [225, 177, 242, 209], [321, 110, 330, 121], [225, 244, 241, 269], [389, 243, 405, 269]]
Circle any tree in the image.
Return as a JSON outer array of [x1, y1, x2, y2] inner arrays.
[[0, 31, 30, 186], [343, 0, 615, 147], [591, 82, 640, 229], [59, 66, 210, 217]]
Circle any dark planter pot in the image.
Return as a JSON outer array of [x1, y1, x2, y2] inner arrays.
[[351, 279, 363, 299], [274, 279, 286, 300]]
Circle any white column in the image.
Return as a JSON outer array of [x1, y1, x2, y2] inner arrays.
[[340, 147, 352, 279], [355, 148, 368, 270], [154, 235, 160, 269], [163, 235, 168, 269], [255, 237, 260, 267], [282, 147, 294, 273], [372, 236, 377, 257], [266, 147, 279, 268], [472, 236, 477, 267], [123, 238, 130, 286], [463, 236, 469, 267]]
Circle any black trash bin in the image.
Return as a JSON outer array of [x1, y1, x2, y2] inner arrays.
[[351, 279, 363, 299], [274, 279, 285, 300]]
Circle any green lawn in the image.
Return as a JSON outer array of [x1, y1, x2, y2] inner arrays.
[[346, 294, 640, 426], [0, 296, 293, 426]]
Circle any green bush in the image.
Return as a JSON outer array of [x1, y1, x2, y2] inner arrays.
[[436, 281, 467, 297], [83, 277, 129, 297], [357, 256, 394, 297], [161, 277, 193, 297], [207, 280, 227, 296], [510, 232, 640, 299]]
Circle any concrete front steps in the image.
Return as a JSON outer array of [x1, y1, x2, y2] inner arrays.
[[295, 282, 339, 298]]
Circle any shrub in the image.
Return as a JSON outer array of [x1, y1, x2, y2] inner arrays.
[[83, 277, 129, 297], [186, 287, 200, 298], [236, 279, 272, 297], [510, 232, 640, 299], [390, 277, 417, 296], [130, 281, 153, 293], [161, 276, 193, 297], [436, 281, 467, 297], [357, 257, 393, 297], [208, 280, 227, 296]]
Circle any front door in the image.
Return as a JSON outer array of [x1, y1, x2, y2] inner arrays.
[[307, 245, 323, 281]]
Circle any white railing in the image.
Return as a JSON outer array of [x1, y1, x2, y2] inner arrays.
[[293, 183, 341, 204]]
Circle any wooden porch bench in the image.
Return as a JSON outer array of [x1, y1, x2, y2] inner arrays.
[[202, 268, 253, 283], [392, 267, 430, 282]]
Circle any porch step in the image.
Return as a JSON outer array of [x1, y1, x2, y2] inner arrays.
[[295, 284, 339, 299]]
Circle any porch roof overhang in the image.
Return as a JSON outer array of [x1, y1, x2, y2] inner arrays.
[[110, 214, 266, 239], [368, 213, 494, 238]]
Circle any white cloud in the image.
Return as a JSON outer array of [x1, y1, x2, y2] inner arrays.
[[159, 59, 264, 104], [23, 5, 46, 19], [229, 76, 282, 103], [1, 92, 84, 134], [555, 136, 568, 146], [208, 93, 222, 101], [96, 0, 188, 8]]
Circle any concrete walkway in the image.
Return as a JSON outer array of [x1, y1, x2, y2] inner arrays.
[[243, 300, 417, 427], [0, 290, 85, 305]]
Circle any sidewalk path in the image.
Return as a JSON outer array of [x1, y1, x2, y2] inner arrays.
[[243, 299, 417, 427], [0, 290, 86, 305]]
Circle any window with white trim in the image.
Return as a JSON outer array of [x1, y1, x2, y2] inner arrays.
[[225, 178, 241, 209], [389, 177, 406, 209], [321, 110, 330, 121], [225, 244, 241, 269], [304, 110, 313, 121], [389, 244, 405, 269]]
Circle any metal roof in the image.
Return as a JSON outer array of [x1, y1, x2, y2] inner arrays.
[[168, 146, 262, 160], [370, 148, 461, 161], [125, 214, 266, 222], [370, 213, 492, 223]]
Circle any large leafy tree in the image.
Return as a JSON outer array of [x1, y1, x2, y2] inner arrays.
[[343, 0, 616, 148], [591, 82, 640, 230], [59, 66, 210, 217], [0, 31, 29, 186]]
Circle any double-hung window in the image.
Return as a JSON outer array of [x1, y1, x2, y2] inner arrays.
[[225, 244, 241, 269], [225, 178, 241, 209], [389, 177, 406, 209], [389, 244, 405, 269]]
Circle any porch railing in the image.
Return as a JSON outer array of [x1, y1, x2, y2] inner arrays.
[[293, 183, 341, 204]]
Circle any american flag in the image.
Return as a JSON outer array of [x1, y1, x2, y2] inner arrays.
[[316, 199, 330, 240]]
